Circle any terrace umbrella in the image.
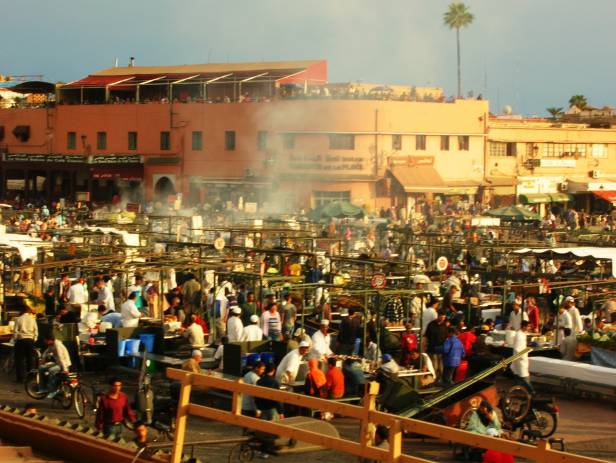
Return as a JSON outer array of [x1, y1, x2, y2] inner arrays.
[[484, 206, 540, 222], [308, 201, 364, 221]]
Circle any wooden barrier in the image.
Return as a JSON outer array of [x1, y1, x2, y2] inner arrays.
[[167, 368, 610, 463]]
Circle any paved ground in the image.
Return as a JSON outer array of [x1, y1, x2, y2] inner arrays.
[[0, 368, 615, 463]]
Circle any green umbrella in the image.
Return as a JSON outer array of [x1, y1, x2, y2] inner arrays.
[[484, 206, 540, 221], [308, 201, 364, 221]]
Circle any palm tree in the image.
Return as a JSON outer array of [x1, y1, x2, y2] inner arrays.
[[568, 95, 588, 110], [546, 107, 564, 121], [443, 2, 474, 98]]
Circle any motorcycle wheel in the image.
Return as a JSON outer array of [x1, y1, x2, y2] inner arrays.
[[59, 384, 73, 409], [526, 410, 557, 438], [73, 387, 86, 419], [502, 385, 532, 423], [228, 443, 254, 463], [25, 371, 46, 400]]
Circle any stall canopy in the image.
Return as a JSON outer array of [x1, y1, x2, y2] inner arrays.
[[485, 206, 540, 221], [518, 193, 573, 204], [308, 201, 364, 221], [592, 190, 616, 206], [514, 247, 616, 277], [389, 166, 446, 193]]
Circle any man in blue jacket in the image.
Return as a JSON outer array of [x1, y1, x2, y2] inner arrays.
[[436, 327, 465, 386]]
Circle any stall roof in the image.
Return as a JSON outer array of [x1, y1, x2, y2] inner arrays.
[[514, 246, 616, 277], [593, 190, 616, 206], [389, 166, 446, 193]]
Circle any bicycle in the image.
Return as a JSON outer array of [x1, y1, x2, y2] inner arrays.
[[73, 380, 103, 420]]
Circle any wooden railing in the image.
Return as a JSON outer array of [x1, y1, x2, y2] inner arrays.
[[167, 368, 609, 463]]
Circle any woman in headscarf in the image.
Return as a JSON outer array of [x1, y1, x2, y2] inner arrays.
[[304, 358, 327, 398], [465, 400, 502, 437]]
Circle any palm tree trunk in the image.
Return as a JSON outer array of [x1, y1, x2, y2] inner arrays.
[[456, 27, 461, 98]]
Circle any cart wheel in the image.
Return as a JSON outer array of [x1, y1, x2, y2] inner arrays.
[[459, 407, 477, 430], [228, 443, 254, 463], [502, 385, 532, 423]]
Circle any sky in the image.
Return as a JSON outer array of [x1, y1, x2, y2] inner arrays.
[[2, 0, 616, 115]]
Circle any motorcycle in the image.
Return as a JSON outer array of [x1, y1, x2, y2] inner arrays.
[[500, 385, 559, 439], [25, 363, 81, 411]]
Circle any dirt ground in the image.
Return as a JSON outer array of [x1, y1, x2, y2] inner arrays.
[[0, 369, 615, 463]]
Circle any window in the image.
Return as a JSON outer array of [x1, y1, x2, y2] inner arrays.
[[128, 131, 138, 150], [67, 131, 76, 150], [282, 134, 295, 149], [415, 134, 426, 150], [392, 134, 402, 151], [225, 131, 236, 150], [192, 131, 203, 151], [329, 134, 355, 150], [257, 131, 267, 151], [458, 135, 469, 151], [96, 131, 107, 150], [591, 144, 608, 158], [313, 191, 351, 207], [440, 135, 450, 151], [538, 143, 586, 158], [160, 131, 170, 150], [490, 142, 516, 157]]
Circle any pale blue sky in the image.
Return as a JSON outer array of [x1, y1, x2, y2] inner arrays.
[[2, 0, 615, 115]]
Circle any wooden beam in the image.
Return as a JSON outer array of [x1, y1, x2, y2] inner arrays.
[[170, 375, 193, 463]]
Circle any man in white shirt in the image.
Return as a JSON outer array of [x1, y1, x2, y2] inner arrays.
[[311, 319, 333, 359], [13, 307, 39, 382], [214, 336, 228, 371], [564, 296, 583, 334], [226, 306, 244, 342], [511, 320, 533, 393], [121, 293, 141, 328], [275, 342, 310, 384], [41, 335, 72, 399], [67, 277, 88, 307], [421, 297, 439, 336], [242, 315, 264, 342], [95, 279, 115, 312], [559, 328, 578, 361], [508, 301, 529, 331], [557, 304, 573, 343], [183, 313, 205, 349]]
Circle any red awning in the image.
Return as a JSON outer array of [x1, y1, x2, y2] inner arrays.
[[91, 167, 143, 181], [64, 75, 134, 88], [593, 190, 616, 205]]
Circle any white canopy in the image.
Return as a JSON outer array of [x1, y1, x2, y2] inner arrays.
[[514, 247, 616, 277]]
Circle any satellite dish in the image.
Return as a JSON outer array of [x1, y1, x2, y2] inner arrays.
[[502, 105, 513, 115]]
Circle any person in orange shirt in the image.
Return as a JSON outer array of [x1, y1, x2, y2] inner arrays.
[[325, 357, 345, 399]]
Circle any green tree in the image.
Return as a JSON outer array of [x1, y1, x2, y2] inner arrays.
[[546, 107, 564, 121], [568, 95, 588, 110], [443, 2, 474, 98]]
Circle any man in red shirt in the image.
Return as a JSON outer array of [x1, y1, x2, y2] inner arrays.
[[325, 357, 345, 399], [457, 321, 477, 356], [95, 377, 136, 437]]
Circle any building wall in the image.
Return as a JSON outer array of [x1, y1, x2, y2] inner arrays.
[[487, 120, 616, 187], [0, 98, 488, 207]]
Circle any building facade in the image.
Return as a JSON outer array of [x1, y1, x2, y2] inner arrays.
[[1, 59, 616, 214]]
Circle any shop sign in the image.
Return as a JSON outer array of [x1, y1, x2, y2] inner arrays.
[[370, 273, 387, 289], [90, 154, 142, 164], [288, 153, 364, 171], [539, 159, 576, 168], [3, 153, 86, 163]]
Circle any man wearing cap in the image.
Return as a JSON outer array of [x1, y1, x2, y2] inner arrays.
[[242, 314, 264, 342], [507, 300, 528, 331], [288, 328, 312, 351], [564, 296, 583, 334], [311, 319, 333, 359], [226, 306, 244, 342], [182, 349, 203, 374], [275, 341, 311, 385]]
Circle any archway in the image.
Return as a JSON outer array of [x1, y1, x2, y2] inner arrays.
[[154, 176, 176, 200]]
